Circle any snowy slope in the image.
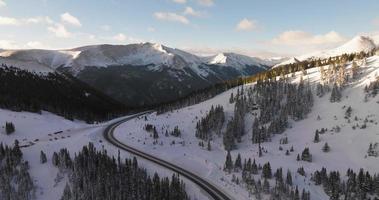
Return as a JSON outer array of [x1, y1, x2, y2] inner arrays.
[[275, 35, 377, 67], [0, 109, 209, 200], [112, 55, 379, 199], [0, 49, 80, 73]]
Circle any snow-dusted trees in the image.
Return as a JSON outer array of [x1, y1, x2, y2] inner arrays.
[[40, 150, 47, 164], [322, 142, 330, 152], [262, 162, 272, 179], [314, 130, 320, 143], [5, 122, 15, 135], [301, 147, 312, 162], [312, 168, 379, 200], [223, 89, 247, 150], [236, 153, 311, 199], [250, 78, 313, 148], [224, 151, 234, 173], [351, 61, 359, 79], [364, 76, 379, 99], [367, 143, 379, 157], [330, 83, 342, 102], [286, 170, 293, 186], [61, 184, 72, 200], [195, 105, 224, 140], [0, 142, 35, 200], [223, 120, 236, 151], [144, 124, 159, 138], [53, 143, 189, 200]]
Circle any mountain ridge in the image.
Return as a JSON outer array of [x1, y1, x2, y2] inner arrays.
[[275, 35, 378, 67]]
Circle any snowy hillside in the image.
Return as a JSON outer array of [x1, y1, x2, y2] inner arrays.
[[275, 35, 377, 67], [0, 109, 208, 200], [112, 55, 379, 199]]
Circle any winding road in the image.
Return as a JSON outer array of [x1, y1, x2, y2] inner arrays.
[[103, 112, 233, 200]]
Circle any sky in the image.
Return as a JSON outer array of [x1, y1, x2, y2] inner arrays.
[[0, 0, 379, 58]]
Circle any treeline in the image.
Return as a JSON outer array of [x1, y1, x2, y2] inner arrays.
[[156, 81, 240, 114], [312, 168, 379, 200], [0, 65, 127, 123], [56, 143, 190, 200], [0, 141, 35, 200]]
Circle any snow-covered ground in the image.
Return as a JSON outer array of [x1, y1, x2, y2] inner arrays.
[[113, 55, 379, 200], [0, 109, 210, 200]]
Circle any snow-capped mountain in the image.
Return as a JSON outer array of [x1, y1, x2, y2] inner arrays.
[[0, 42, 269, 75], [206, 52, 271, 70], [0, 43, 270, 107], [275, 35, 377, 67]]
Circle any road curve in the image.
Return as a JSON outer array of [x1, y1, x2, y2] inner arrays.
[[103, 112, 233, 200]]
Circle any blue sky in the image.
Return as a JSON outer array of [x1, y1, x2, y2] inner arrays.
[[0, 0, 379, 57]]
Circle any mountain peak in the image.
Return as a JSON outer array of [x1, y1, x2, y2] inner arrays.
[[275, 34, 377, 67]]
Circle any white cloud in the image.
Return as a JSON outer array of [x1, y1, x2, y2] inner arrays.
[[183, 7, 203, 17], [197, 0, 214, 7], [172, 0, 186, 4], [154, 12, 189, 24], [47, 23, 71, 38], [26, 41, 47, 49], [0, 40, 20, 49], [236, 18, 257, 31], [271, 30, 346, 46], [147, 27, 156, 32], [0, 16, 20, 25], [61, 12, 82, 27], [113, 33, 127, 42], [0, 0, 6, 7], [0, 16, 53, 26], [25, 16, 53, 24]]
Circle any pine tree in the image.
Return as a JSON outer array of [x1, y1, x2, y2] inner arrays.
[[351, 61, 359, 79], [224, 151, 233, 173], [314, 131, 320, 143], [207, 140, 211, 151], [301, 147, 312, 162], [345, 106, 352, 118], [40, 150, 47, 164], [5, 122, 15, 135], [235, 153, 242, 170], [262, 162, 272, 179], [263, 178, 270, 194], [153, 127, 159, 139], [52, 152, 59, 166], [286, 170, 293, 186], [61, 183, 72, 200], [229, 92, 234, 103], [322, 142, 330, 152], [251, 159, 258, 175]]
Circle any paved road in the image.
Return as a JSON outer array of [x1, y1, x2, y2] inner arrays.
[[103, 112, 233, 200]]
